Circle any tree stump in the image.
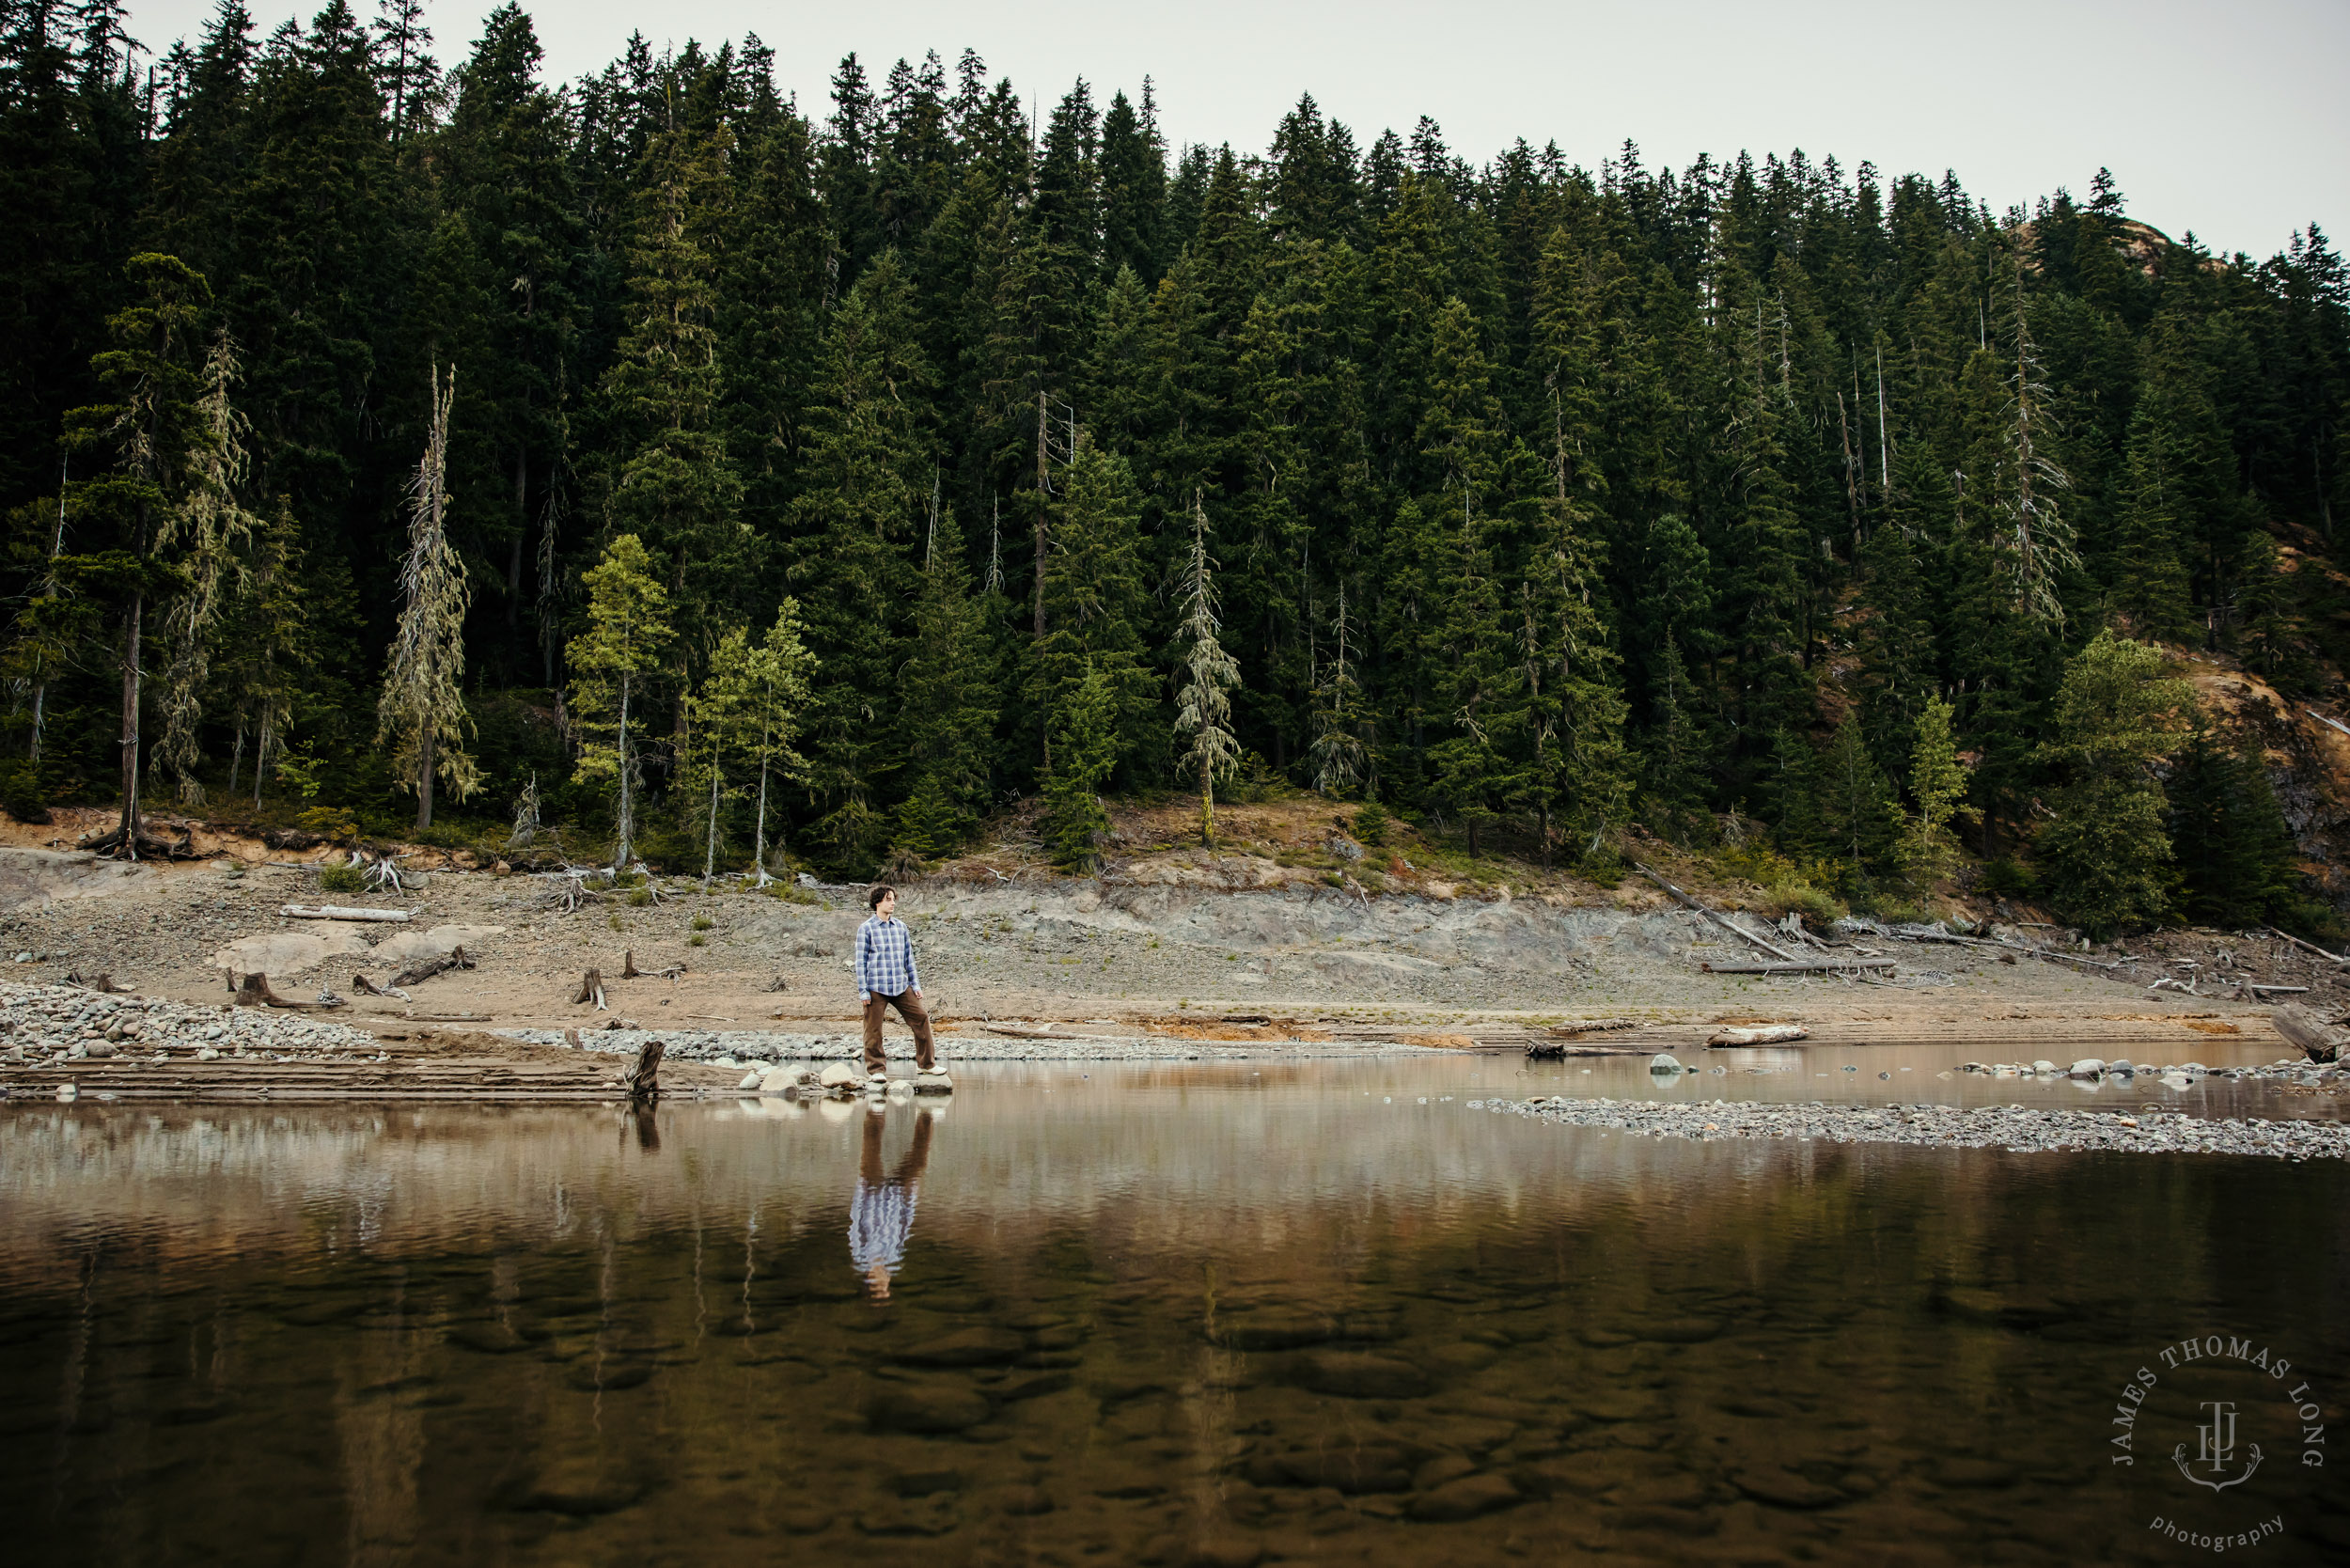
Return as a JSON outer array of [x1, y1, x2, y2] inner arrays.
[[625, 1037, 664, 1102], [621, 949, 641, 979], [572, 968, 606, 1009]]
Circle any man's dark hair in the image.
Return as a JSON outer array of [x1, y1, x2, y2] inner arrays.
[[867, 884, 895, 910]]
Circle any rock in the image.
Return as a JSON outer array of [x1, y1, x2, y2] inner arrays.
[[2159, 1073, 2192, 1090], [2030, 1059, 2058, 1074], [759, 1066, 807, 1094], [55, 1082, 75, 1102], [1648, 1053, 1684, 1073], [2067, 1058, 2105, 1078], [85, 1042, 115, 1058], [913, 1073, 954, 1094], [1407, 1472, 1521, 1522], [818, 1061, 860, 1089], [196, 1046, 219, 1060], [2179, 1062, 2209, 1074], [736, 1071, 762, 1091]]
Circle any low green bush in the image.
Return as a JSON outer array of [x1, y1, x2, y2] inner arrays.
[[319, 863, 366, 895]]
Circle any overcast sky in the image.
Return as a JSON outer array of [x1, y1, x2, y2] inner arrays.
[[122, 0, 2347, 259]]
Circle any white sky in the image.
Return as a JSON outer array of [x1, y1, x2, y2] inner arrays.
[[125, 0, 2349, 259]]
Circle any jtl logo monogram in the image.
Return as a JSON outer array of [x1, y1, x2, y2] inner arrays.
[[2175, 1400, 2263, 1492]]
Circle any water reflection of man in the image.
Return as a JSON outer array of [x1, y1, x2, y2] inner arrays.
[[850, 1105, 934, 1301]]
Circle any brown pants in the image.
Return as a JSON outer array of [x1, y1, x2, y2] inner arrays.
[[861, 990, 936, 1073]]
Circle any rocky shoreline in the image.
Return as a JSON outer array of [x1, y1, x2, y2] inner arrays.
[[1473, 1094, 2350, 1160], [502, 1027, 1440, 1064]]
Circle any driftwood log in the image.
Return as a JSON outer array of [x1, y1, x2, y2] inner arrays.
[[65, 971, 131, 994], [1634, 863, 1802, 963], [1701, 958, 1895, 974], [387, 945, 473, 988], [282, 904, 414, 923], [572, 968, 607, 1010], [1707, 1023, 1811, 1046], [351, 972, 411, 1000], [2271, 1008, 2345, 1063], [625, 1037, 665, 1101]]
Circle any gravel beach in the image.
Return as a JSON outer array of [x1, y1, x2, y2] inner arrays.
[[1475, 1092, 2350, 1159]]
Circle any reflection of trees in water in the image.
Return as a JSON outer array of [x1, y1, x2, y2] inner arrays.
[[0, 1100, 2331, 1560]]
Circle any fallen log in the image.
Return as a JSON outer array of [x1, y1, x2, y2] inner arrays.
[[408, 1011, 491, 1024], [387, 946, 473, 988], [2271, 1008, 2344, 1063], [282, 904, 414, 923], [982, 1023, 1057, 1039], [572, 968, 607, 1010], [2269, 926, 2348, 965], [626, 1038, 665, 1101], [351, 972, 411, 1000], [1633, 863, 1799, 963], [1707, 1023, 1810, 1046], [1898, 927, 2128, 971], [231, 972, 339, 1010], [65, 971, 132, 994], [1701, 958, 1896, 974], [1545, 1017, 1642, 1038]]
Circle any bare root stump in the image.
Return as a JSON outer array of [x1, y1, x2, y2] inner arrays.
[[232, 972, 329, 1010], [625, 1038, 665, 1102], [621, 949, 641, 980], [388, 946, 474, 989], [572, 968, 607, 1010]]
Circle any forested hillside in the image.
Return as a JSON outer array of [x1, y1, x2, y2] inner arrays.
[[5, 2, 2347, 935]]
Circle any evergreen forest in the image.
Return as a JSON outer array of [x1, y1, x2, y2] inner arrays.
[[6, 2, 2347, 937]]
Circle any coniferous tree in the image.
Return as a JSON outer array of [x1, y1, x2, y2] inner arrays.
[[892, 509, 995, 858], [156, 328, 262, 804], [1173, 499, 1242, 845], [61, 255, 215, 854], [1902, 695, 1966, 888], [1041, 663, 1117, 870], [2166, 729, 2303, 928], [2034, 630, 2192, 935], [377, 365, 477, 828], [569, 534, 673, 870]]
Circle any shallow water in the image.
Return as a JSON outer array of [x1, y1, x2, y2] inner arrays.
[[1, 1056, 2343, 1566]]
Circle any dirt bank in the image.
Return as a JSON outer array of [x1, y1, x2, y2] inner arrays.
[[0, 835, 2334, 1066]]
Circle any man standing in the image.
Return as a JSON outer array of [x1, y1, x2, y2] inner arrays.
[[855, 884, 943, 1088]]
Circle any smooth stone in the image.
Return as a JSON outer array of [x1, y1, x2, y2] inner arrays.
[[1648, 1054, 1683, 1073], [2067, 1058, 2105, 1078], [818, 1062, 861, 1089], [737, 1071, 763, 1090], [2030, 1059, 2058, 1074], [913, 1074, 954, 1094]]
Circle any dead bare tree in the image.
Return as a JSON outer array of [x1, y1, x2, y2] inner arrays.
[[377, 364, 479, 829]]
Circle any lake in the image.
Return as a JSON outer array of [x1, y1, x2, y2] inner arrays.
[[2, 1052, 2342, 1565]]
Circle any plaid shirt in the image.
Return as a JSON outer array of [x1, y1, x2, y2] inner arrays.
[[854, 915, 921, 998]]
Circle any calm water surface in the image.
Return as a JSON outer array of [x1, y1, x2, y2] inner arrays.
[[2, 1054, 2343, 1566]]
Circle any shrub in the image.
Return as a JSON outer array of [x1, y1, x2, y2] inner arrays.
[[1757, 880, 1847, 932], [319, 863, 366, 894], [1352, 802, 1390, 846], [0, 762, 49, 823], [296, 806, 360, 843], [691, 915, 713, 931]]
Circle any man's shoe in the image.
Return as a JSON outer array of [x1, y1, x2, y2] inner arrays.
[[919, 1063, 948, 1076]]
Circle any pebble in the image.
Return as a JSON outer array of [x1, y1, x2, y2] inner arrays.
[[1959, 1057, 2341, 1086], [0, 980, 377, 1074], [1474, 1096, 2350, 1160]]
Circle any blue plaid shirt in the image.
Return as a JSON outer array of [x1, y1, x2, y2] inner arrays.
[[855, 915, 921, 999]]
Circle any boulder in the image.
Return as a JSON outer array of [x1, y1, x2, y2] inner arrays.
[[817, 1061, 861, 1090], [2067, 1058, 2105, 1079], [913, 1073, 954, 1094], [736, 1071, 762, 1091], [1648, 1053, 1684, 1073], [759, 1065, 809, 1094]]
